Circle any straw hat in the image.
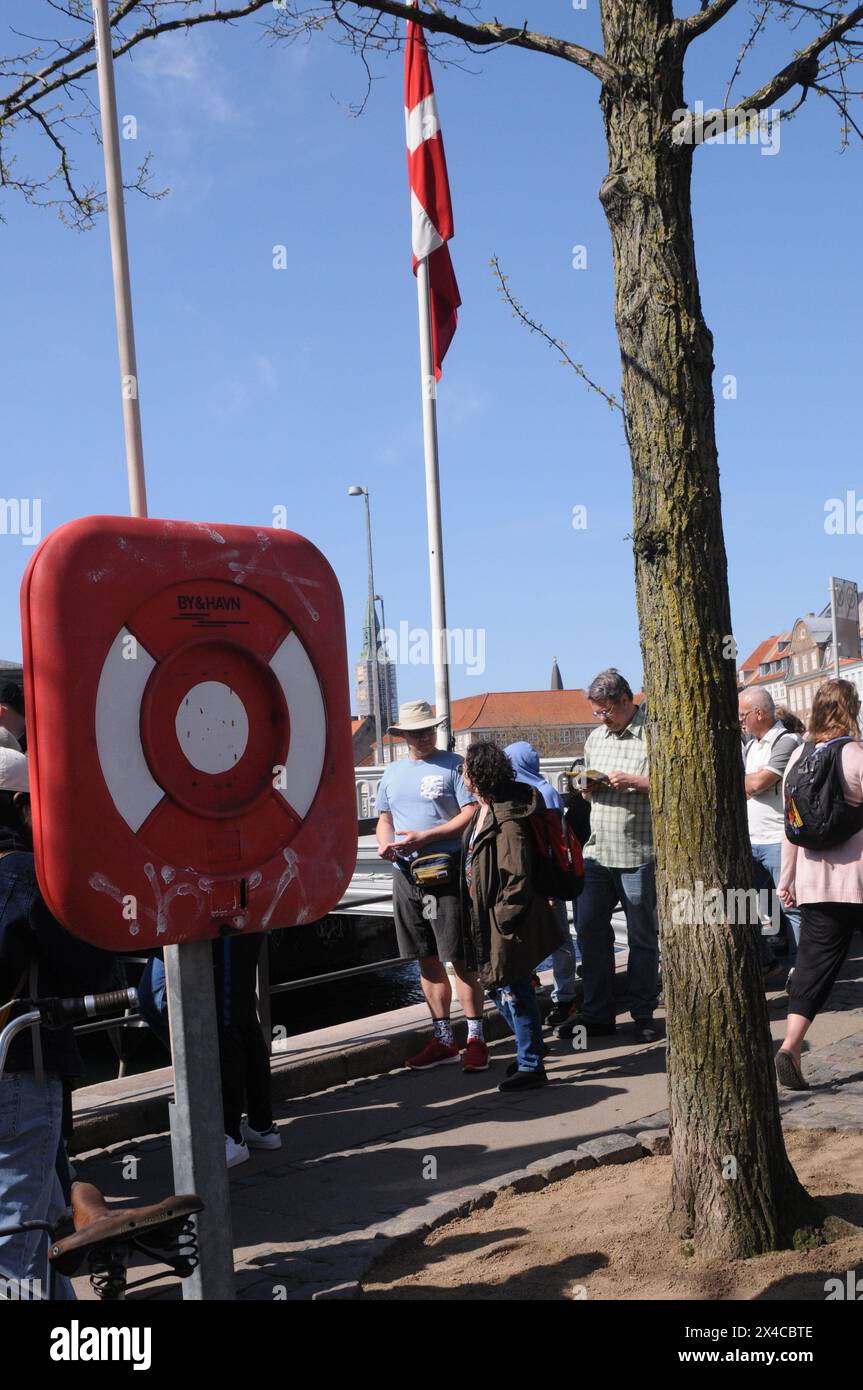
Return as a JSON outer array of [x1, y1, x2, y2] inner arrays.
[[387, 700, 443, 735]]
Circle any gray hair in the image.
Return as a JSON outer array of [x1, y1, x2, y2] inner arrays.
[[741, 687, 775, 720], [588, 668, 633, 704]]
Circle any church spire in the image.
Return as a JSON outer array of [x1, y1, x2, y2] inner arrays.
[[360, 598, 381, 661], [550, 656, 563, 691]]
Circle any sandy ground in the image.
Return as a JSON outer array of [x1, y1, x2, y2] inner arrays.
[[362, 1130, 863, 1300]]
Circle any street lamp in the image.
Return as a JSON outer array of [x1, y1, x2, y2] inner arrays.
[[348, 486, 384, 768]]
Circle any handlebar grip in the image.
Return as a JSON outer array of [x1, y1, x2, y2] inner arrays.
[[42, 988, 138, 1026]]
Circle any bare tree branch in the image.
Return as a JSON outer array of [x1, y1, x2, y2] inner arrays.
[[723, 1, 770, 105], [732, 2, 863, 111], [309, 3, 621, 83], [677, 0, 741, 46], [489, 255, 626, 421]]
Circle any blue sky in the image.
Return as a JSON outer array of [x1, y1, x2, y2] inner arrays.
[[1, 1, 861, 707]]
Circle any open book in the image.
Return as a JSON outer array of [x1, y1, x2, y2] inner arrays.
[[572, 768, 610, 791]]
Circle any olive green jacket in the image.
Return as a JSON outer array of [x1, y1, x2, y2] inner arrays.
[[462, 782, 565, 988]]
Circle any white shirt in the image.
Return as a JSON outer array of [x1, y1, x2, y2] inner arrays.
[[744, 721, 800, 844]]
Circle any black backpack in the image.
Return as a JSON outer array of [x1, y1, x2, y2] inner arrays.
[[784, 736, 863, 850]]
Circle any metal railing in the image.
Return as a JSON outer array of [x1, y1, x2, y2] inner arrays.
[[72, 759, 589, 1072], [355, 756, 584, 817]]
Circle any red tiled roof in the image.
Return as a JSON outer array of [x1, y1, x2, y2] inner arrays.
[[744, 668, 788, 687], [738, 635, 780, 677], [451, 690, 600, 730]]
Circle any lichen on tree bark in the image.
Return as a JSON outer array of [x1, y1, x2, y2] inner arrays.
[[597, 0, 819, 1256]]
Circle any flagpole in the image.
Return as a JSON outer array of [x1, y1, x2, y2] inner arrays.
[[92, 0, 234, 1301], [92, 0, 147, 519], [416, 256, 452, 750]]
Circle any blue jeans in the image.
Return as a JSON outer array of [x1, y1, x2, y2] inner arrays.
[[576, 859, 659, 1023], [138, 954, 170, 1050], [494, 978, 545, 1072], [0, 1071, 74, 1299], [550, 900, 578, 1002], [751, 842, 801, 965]]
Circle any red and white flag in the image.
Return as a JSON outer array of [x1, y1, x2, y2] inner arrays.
[[405, 9, 461, 379]]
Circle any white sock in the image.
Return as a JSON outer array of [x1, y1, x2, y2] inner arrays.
[[433, 1017, 455, 1047]]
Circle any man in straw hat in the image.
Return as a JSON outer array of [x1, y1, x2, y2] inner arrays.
[[375, 701, 487, 1072]]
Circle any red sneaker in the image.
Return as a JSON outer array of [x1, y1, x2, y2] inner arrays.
[[462, 1038, 489, 1072], [406, 1039, 460, 1070]]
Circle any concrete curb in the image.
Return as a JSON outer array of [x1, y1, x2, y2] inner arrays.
[[344, 1125, 665, 1298], [316, 1112, 863, 1300]]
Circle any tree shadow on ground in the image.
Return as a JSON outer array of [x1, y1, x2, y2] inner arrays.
[[755, 1263, 863, 1301], [362, 1247, 609, 1300]]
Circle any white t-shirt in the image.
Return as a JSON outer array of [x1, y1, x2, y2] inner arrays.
[[744, 721, 800, 844]]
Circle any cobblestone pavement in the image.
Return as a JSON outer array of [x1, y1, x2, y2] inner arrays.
[[71, 954, 862, 1301]]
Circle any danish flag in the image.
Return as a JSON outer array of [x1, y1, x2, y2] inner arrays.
[[405, 8, 461, 379]]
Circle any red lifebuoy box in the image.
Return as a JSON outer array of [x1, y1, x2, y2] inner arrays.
[[20, 516, 358, 950]]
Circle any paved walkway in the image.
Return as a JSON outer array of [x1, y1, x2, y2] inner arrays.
[[71, 946, 863, 1300]]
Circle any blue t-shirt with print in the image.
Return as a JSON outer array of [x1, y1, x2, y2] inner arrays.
[[375, 751, 473, 855]]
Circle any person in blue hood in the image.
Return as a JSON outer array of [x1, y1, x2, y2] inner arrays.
[[504, 742, 580, 1028]]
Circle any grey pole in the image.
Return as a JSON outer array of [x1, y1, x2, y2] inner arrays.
[[91, 0, 147, 519], [92, 0, 235, 1299], [415, 257, 451, 750], [830, 577, 841, 680]]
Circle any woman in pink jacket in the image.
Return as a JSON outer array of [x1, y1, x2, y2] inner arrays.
[[777, 679, 863, 1089]]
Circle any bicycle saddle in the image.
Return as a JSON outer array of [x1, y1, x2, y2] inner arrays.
[[50, 1182, 204, 1293]]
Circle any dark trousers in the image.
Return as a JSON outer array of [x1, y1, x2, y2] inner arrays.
[[788, 902, 863, 1021], [214, 934, 273, 1142], [139, 942, 273, 1141]]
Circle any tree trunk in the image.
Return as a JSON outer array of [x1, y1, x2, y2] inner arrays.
[[597, 0, 819, 1256]]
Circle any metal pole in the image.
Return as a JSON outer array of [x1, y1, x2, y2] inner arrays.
[[91, 0, 147, 519], [364, 492, 385, 766], [416, 257, 451, 750], [92, 0, 234, 1300], [830, 577, 841, 680], [164, 946, 236, 1299]]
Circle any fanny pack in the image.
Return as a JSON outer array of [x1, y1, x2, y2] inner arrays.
[[409, 852, 456, 892]]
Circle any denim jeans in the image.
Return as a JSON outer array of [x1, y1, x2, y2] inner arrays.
[[494, 977, 545, 1072], [137, 954, 170, 1050], [575, 858, 659, 1023], [0, 1071, 74, 1299], [550, 900, 578, 1002], [751, 842, 801, 964]]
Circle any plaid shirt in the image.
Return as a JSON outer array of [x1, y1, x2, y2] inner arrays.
[[582, 704, 653, 868]]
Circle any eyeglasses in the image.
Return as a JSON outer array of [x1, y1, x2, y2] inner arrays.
[[592, 707, 617, 721]]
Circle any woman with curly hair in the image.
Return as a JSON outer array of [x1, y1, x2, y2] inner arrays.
[[777, 679, 863, 1089], [462, 741, 564, 1091]]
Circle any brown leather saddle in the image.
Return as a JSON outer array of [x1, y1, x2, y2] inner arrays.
[[50, 1181, 204, 1299]]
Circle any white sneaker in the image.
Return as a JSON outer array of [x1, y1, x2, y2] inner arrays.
[[241, 1119, 282, 1151], [225, 1135, 250, 1168]]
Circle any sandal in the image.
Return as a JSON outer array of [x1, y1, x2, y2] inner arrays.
[[775, 1050, 809, 1091]]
